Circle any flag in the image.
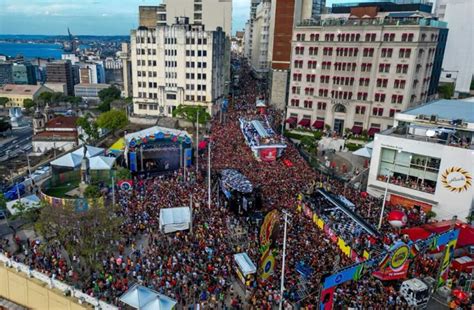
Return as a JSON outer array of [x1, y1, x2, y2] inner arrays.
[[117, 180, 133, 190], [259, 249, 275, 280]]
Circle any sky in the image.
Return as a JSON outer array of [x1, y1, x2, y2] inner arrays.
[[0, 0, 347, 36]]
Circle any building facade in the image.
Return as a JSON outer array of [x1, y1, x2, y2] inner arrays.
[[0, 63, 13, 86], [12, 62, 37, 85], [367, 99, 474, 221], [32, 114, 79, 154], [249, 1, 272, 78], [46, 60, 75, 96], [74, 83, 110, 102], [286, 4, 446, 135], [130, 17, 226, 117], [434, 0, 473, 94], [0, 84, 52, 107]]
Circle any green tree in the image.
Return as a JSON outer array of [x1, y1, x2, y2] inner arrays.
[[116, 167, 131, 180], [0, 118, 12, 134], [172, 105, 210, 126], [0, 193, 6, 210], [438, 83, 454, 99], [96, 110, 128, 136], [84, 185, 101, 199], [35, 200, 122, 274], [38, 91, 53, 104], [0, 97, 9, 108], [23, 99, 36, 111], [98, 100, 111, 112], [77, 116, 99, 143], [10, 200, 40, 222], [98, 86, 121, 102]]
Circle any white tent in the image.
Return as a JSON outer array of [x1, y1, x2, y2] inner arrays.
[[50, 153, 83, 168], [234, 253, 257, 276], [89, 156, 116, 170], [72, 145, 104, 158], [6, 195, 41, 215], [353, 147, 372, 158], [120, 284, 177, 310], [159, 207, 191, 234]]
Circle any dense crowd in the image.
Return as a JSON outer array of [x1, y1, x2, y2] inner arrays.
[[0, 59, 469, 309]]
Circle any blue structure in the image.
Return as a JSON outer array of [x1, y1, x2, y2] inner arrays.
[[429, 28, 449, 97]]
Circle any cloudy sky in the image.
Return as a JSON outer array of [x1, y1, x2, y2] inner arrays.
[[0, 0, 344, 36]]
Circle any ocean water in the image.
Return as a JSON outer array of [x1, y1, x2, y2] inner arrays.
[[0, 42, 63, 59]]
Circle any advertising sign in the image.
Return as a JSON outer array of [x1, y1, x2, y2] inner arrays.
[[260, 148, 277, 162], [373, 242, 410, 281]]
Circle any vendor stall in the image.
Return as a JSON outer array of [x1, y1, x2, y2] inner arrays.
[[159, 207, 191, 234], [234, 253, 257, 288]]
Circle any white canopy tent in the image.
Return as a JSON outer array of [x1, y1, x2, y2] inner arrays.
[[159, 207, 191, 234], [352, 141, 374, 159], [72, 145, 105, 158], [119, 284, 177, 310], [6, 195, 41, 215], [50, 152, 83, 168], [89, 156, 116, 170]]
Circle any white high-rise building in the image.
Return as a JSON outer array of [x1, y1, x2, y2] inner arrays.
[[131, 17, 226, 117], [250, 1, 272, 78], [285, 5, 447, 136], [164, 0, 232, 36], [434, 0, 474, 94]]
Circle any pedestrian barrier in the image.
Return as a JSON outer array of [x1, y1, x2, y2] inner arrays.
[[0, 253, 118, 310]]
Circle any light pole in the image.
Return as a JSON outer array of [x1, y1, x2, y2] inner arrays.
[[196, 110, 199, 173], [279, 210, 291, 309]]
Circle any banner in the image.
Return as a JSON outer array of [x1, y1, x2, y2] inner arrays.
[[319, 287, 335, 310], [260, 148, 277, 162], [117, 180, 133, 191], [259, 249, 275, 280], [129, 152, 137, 172], [322, 264, 364, 290], [373, 242, 410, 281], [259, 210, 279, 247], [438, 237, 458, 288]]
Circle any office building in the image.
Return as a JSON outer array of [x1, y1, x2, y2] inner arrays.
[[243, 0, 262, 60], [367, 99, 474, 221], [12, 62, 37, 85], [74, 83, 110, 102], [434, 0, 473, 95], [250, 1, 271, 79], [312, 0, 326, 17], [78, 62, 105, 84], [285, 2, 447, 135], [130, 17, 226, 117], [46, 60, 74, 96], [0, 63, 13, 85]]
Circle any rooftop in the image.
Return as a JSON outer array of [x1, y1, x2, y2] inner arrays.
[[33, 131, 77, 141], [401, 99, 474, 123], [45, 116, 78, 129], [297, 15, 446, 28], [0, 84, 45, 95]]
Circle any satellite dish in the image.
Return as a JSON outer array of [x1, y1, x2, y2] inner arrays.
[[426, 129, 436, 137]]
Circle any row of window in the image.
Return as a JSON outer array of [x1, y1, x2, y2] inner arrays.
[[185, 61, 207, 68], [289, 101, 401, 117], [138, 81, 158, 88], [292, 75, 407, 90], [136, 37, 157, 44], [136, 60, 157, 66], [137, 71, 158, 77], [295, 32, 438, 43], [185, 73, 207, 80], [185, 84, 207, 91], [294, 46, 415, 59], [185, 38, 208, 45], [186, 50, 208, 57], [138, 103, 159, 110], [136, 49, 157, 56], [293, 60, 410, 74]]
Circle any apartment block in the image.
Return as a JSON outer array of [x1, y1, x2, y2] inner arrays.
[[286, 3, 447, 136], [130, 17, 226, 117], [46, 60, 74, 96]]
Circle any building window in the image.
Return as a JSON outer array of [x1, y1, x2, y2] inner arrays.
[[290, 99, 300, 107], [317, 102, 326, 110], [303, 100, 313, 109], [377, 148, 440, 194]]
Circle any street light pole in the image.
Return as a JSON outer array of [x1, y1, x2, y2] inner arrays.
[[196, 110, 199, 173], [279, 210, 291, 310], [207, 141, 211, 209], [378, 150, 401, 230]]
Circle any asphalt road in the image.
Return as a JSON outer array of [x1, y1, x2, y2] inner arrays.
[[0, 126, 33, 160]]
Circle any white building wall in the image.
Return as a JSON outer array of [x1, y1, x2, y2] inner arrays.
[[32, 141, 77, 154], [250, 1, 271, 77], [131, 23, 225, 117], [435, 0, 474, 94], [368, 133, 474, 221]]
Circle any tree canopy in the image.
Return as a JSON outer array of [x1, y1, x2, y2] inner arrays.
[[23, 99, 35, 111], [77, 115, 99, 143], [98, 86, 121, 102], [0, 97, 9, 107], [38, 91, 53, 104], [35, 200, 122, 273], [84, 185, 101, 199], [172, 105, 210, 125], [96, 109, 128, 135]]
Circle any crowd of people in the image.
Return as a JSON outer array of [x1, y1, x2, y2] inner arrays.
[[0, 59, 469, 309]]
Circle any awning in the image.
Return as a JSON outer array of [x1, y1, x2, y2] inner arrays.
[[285, 117, 297, 124], [159, 207, 191, 234], [368, 127, 380, 136], [352, 126, 363, 134], [72, 145, 104, 158], [298, 118, 311, 127], [50, 153, 83, 168], [353, 147, 372, 158], [89, 156, 116, 170], [109, 137, 126, 154], [312, 120, 324, 129]]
